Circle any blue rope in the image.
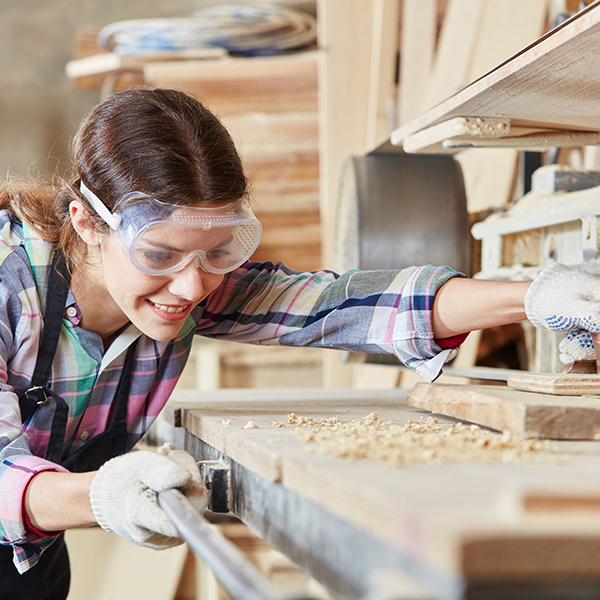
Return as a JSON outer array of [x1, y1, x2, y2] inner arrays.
[[98, 4, 317, 57]]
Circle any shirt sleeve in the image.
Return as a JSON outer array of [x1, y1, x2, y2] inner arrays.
[[194, 262, 466, 382], [0, 251, 68, 574]]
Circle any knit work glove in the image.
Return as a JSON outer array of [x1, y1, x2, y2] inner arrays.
[[559, 330, 597, 366], [89, 443, 207, 549], [525, 264, 600, 332]]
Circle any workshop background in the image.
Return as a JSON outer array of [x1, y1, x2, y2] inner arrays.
[[0, 0, 592, 599]]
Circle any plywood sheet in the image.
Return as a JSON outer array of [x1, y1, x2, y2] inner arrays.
[[406, 382, 600, 439]]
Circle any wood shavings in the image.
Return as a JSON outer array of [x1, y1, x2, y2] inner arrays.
[[272, 414, 562, 467], [222, 419, 232, 426], [243, 420, 258, 429]]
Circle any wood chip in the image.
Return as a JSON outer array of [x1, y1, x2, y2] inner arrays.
[[272, 413, 561, 467]]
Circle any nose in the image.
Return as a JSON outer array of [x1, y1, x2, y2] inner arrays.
[[167, 264, 223, 302]]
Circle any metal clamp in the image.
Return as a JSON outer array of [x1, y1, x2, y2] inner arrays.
[[198, 459, 230, 513]]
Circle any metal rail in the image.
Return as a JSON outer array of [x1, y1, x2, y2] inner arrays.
[[158, 488, 311, 600]]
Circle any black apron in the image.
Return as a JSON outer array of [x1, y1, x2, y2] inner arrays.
[[1, 252, 137, 597]]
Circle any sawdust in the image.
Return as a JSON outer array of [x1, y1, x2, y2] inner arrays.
[[272, 413, 562, 467]]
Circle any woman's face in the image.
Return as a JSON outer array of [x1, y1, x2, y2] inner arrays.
[[97, 230, 225, 342]]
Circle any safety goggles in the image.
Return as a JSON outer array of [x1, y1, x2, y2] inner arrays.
[[80, 182, 262, 276]]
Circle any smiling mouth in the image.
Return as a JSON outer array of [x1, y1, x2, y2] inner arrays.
[[150, 301, 189, 314]]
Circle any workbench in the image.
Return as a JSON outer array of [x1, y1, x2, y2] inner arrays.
[[157, 387, 600, 600]]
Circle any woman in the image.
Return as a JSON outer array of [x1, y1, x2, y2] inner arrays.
[[0, 87, 596, 598]]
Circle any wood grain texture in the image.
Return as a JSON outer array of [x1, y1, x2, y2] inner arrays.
[[407, 382, 600, 439], [391, 3, 600, 147], [508, 372, 600, 395], [166, 388, 600, 584]]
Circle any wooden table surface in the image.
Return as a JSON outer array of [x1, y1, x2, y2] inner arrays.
[[161, 387, 600, 598]]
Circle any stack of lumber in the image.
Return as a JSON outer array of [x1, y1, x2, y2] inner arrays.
[[399, 0, 552, 213]]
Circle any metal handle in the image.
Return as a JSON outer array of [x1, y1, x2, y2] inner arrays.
[[158, 488, 311, 600]]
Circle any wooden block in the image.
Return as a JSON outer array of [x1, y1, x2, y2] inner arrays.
[[406, 382, 600, 439], [508, 372, 600, 395]]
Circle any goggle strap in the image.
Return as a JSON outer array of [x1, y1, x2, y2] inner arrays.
[[80, 181, 122, 230]]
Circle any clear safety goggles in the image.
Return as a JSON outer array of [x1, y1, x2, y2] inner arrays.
[[80, 182, 262, 276]]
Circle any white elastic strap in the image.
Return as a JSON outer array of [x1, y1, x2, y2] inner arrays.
[[80, 181, 122, 230]]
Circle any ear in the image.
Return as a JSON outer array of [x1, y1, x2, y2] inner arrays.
[[69, 201, 103, 246]]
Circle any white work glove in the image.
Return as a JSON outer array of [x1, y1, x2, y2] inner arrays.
[[89, 443, 207, 549], [525, 264, 600, 332], [558, 330, 596, 366]]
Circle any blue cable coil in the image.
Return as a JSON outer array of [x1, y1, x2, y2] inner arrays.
[[98, 4, 317, 57]]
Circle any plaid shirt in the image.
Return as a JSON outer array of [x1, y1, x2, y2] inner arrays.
[[0, 211, 462, 572]]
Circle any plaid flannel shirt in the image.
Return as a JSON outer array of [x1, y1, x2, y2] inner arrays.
[[0, 210, 462, 572]]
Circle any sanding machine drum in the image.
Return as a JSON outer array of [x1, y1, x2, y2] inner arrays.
[[334, 153, 470, 276]]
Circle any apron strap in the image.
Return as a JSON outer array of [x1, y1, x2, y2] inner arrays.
[[106, 337, 139, 430], [31, 252, 70, 387], [19, 252, 70, 423]]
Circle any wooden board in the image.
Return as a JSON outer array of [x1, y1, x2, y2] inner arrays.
[[391, 3, 600, 148], [423, 0, 485, 111], [399, 0, 437, 125], [164, 388, 600, 589], [508, 372, 600, 395], [406, 382, 600, 439]]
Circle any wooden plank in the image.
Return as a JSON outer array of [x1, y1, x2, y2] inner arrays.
[[391, 2, 600, 148], [467, 0, 549, 83], [508, 372, 600, 395], [317, 0, 379, 387], [168, 389, 600, 588], [403, 116, 512, 153], [424, 0, 485, 111], [398, 0, 437, 125], [406, 382, 600, 439], [423, 0, 486, 109], [366, 0, 401, 149], [66, 48, 226, 78]]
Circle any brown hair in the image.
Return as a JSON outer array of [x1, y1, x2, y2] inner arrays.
[[0, 87, 249, 269]]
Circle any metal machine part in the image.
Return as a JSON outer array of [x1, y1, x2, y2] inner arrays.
[[334, 153, 470, 276], [158, 488, 313, 600], [199, 459, 231, 513]]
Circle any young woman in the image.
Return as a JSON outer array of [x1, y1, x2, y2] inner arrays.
[[0, 87, 597, 598]]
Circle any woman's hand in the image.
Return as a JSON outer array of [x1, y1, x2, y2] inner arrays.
[[558, 330, 597, 367], [525, 264, 600, 333], [89, 444, 207, 549]]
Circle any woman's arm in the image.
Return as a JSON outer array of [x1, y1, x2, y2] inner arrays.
[[24, 471, 97, 532], [432, 278, 530, 339]]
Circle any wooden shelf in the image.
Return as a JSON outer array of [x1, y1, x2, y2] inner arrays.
[[390, 2, 600, 153]]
